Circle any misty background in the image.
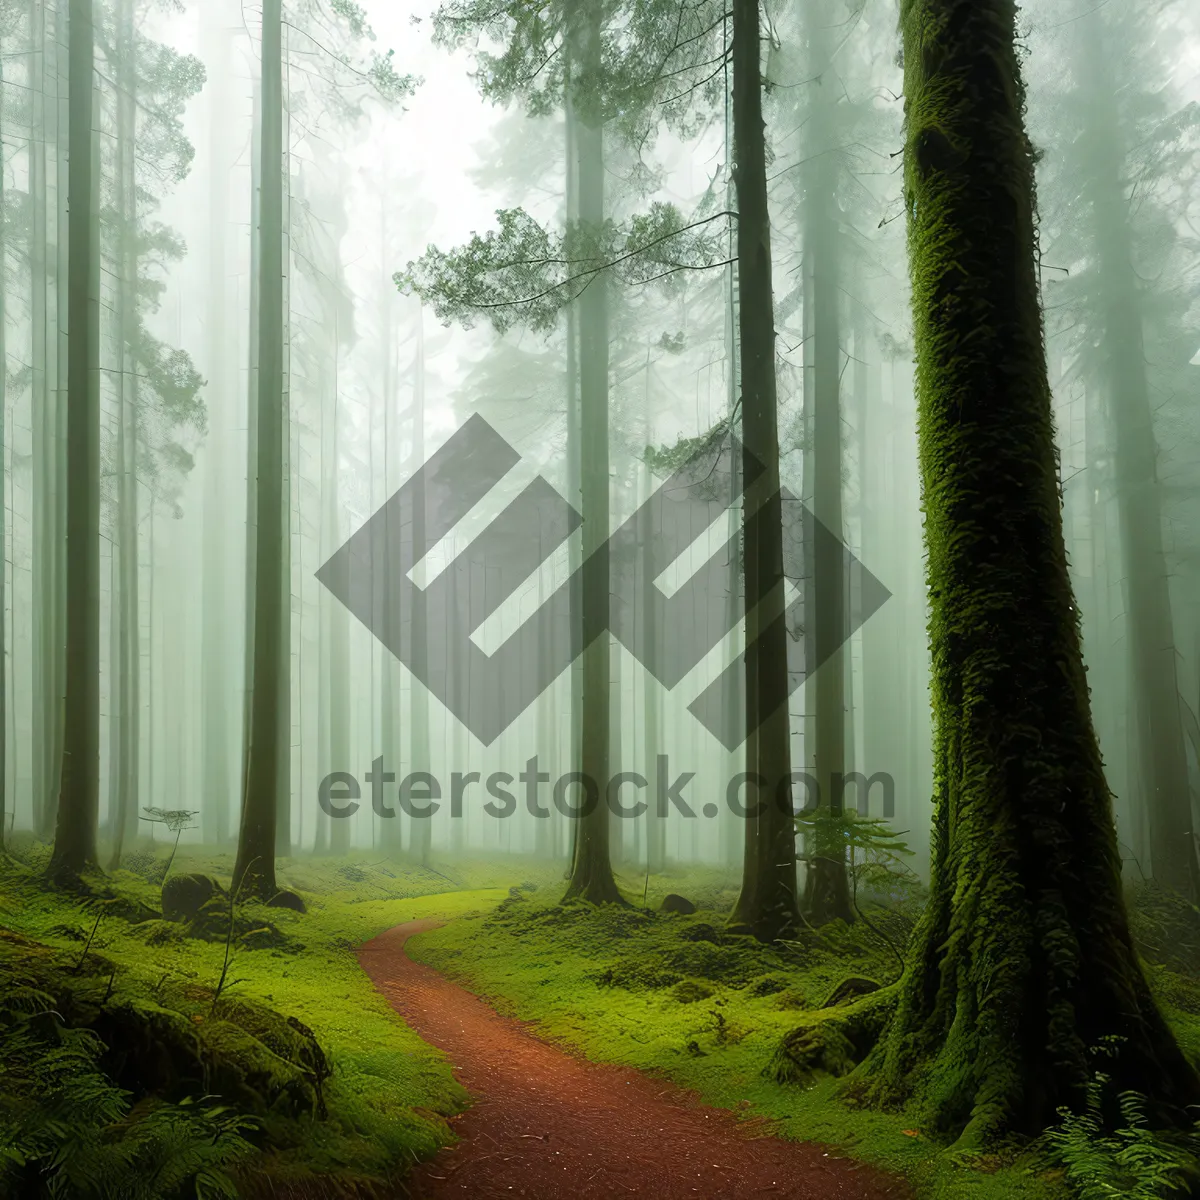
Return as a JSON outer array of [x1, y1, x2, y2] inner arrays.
[[2, 0, 1198, 882]]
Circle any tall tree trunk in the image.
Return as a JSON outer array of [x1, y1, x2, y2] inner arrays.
[[726, 0, 800, 941], [201, 0, 234, 847], [107, 0, 140, 870], [327, 371, 351, 857], [562, 1, 621, 904], [857, 0, 1200, 1145], [801, 19, 851, 924], [1078, 14, 1196, 899], [234, 0, 285, 897], [563, 82, 582, 878], [641, 405, 664, 874], [29, 0, 57, 840], [49, 0, 101, 879], [408, 316, 432, 867], [377, 208, 402, 855]]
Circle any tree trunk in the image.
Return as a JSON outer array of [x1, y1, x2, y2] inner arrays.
[[107, 0, 140, 871], [30, 0, 59, 841], [801, 19, 852, 924], [408, 316, 432, 867], [857, 0, 1200, 1145], [328, 376, 351, 857], [234, 0, 285, 898], [49, 0, 101, 879], [201, 0, 234, 848], [562, 1, 621, 905], [641, 426, 664, 874], [726, 0, 800, 941]]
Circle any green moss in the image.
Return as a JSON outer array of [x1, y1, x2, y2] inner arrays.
[[0, 847, 516, 1195], [671, 979, 714, 1004]]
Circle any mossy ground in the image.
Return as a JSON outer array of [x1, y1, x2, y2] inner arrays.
[[408, 864, 1200, 1200], [0, 838, 559, 1197], [4, 841, 1198, 1199]]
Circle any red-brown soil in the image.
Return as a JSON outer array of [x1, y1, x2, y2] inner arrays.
[[358, 918, 911, 1200]]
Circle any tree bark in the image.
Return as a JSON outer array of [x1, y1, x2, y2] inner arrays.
[[856, 0, 1200, 1145], [107, 0, 140, 871], [802, 15, 851, 924], [562, 0, 622, 905], [726, 0, 800, 941], [234, 0, 285, 897], [49, 0, 101, 879], [29, 0, 59, 841], [201, 0, 234, 848], [407, 315, 432, 866]]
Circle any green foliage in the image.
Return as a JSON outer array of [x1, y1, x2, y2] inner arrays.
[[642, 415, 735, 477], [795, 809, 916, 898], [141, 807, 199, 835], [1042, 1068, 1200, 1198], [0, 986, 254, 1199], [430, 0, 727, 141], [397, 201, 731, 334]]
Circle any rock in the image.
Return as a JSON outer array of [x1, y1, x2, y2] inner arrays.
[[162, 873, 222, 923], [660, 893, 696, 915], [267, 889, 307, 914], [507, 886, 527, 901], [821, 975, 881, 1008], [679, 922, 720, 943]]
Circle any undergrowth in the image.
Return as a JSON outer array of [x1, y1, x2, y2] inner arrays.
[[0, 839, 535, 1198], [1041, 1060, 1200, 1198]]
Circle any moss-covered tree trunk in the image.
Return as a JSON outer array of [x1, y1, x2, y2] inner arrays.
[[562, 0, 622, 905], [234, 0, 284, 899], [726, 0, 800, 941], [49, 0, 101, 880], [856, 0, 1200, 1145]]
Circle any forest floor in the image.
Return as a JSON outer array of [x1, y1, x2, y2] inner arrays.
[[359, 916, 909, 1199], [3, 844, 1200, 1199], [405, 876, 1073, 1200]]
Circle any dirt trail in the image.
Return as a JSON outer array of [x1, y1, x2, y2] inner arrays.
[[358, 919, 910, 1200]]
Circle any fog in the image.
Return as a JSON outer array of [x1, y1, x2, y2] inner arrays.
[[2, 0, 1198, 897]]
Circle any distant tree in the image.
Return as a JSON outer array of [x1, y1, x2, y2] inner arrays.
[[102, 0, 207, 870], [408, 0, 736, 907], [233, 0, 414, 896], [48, 0, 101, 881]]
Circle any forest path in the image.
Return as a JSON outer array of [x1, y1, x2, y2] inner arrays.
[[358, 918, 911, 1200]]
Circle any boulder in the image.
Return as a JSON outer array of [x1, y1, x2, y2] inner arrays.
[[267, 889, 307, 914], [660, 893, 696, 915], [161, 873, 222, 923]]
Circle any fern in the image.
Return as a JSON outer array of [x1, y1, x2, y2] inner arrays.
[[0, 989, 255, 1199], [1042, 1068, 1200, 1198]]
